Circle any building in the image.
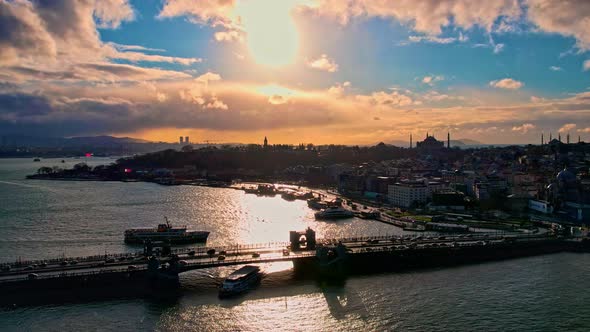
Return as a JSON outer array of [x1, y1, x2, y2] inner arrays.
[[179, 136, 183, 144], [185, 136, 189, 144], [388, 181, 428, 208], [416, 133, 444, 153], [264, 136, 268, 148], [338, 173, 366, 195], [430, 190, 466, 211]]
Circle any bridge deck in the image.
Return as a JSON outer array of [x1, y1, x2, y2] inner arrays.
[[0, 233, 561, 284]]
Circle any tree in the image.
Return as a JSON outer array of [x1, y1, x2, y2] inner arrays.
[[37, 167, 53, 175], [181, 145, 194, 152], [73, 162, 91, 172]]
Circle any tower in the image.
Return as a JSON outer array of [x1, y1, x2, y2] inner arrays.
[[426, 131, 429, 139], [264, 136, 268, 148], [550, 132, 552, 141], [541, 133, 544, 145], [185, 136, 189, 144], [567, 133, 570, 144], [179, 136, 183, 144], [410, 133, 413, 148], [558, 133, 561, 142], [579, 136, 582, 143], [447, 132, 450, 149]]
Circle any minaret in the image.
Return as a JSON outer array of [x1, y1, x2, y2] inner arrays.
[[550, 132, 552, 141], [558, 133, 561, 142], [541, 133, 544, 145], [579, 136, 582, 143], [263, 136, 268, 148], [410, 133, 413, 148], [426, 131, 429, 139], [567, 133, 570, 144], [447, 132, 450, 149]]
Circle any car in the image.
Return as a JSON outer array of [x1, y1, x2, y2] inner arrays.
[[218, 255, 226, 261], [187, 250, 196, 256], [207, 249, 216, 256], [28, 273, 39, 280], [219, 250, 227, 255], [40, 262, 47, 268], [252, 252, 260, 258], [282, 249, 290, 256], [24, 265, 34, 271], [60, 261, 68, 266], [105, 258, 116, 264], [127, 265, 138, 270], [70, 260, 78, 265], [178, 260, 188, 266]]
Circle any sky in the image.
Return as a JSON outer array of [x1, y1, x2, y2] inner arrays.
[[2, 0, 590, 145]]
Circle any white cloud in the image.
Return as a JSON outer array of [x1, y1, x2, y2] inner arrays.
[[307, 54, 339, 72], [526, 0, 590, 50], [493, 43, 505, 54], [549, 66, 562, 71], [214, 30, 244, 42], [422, 75, 444, 85], [559, 123, 576, 133], [512, 123, 535, 133], [489, 78, 524, 90], [408, 35, 457, 44]]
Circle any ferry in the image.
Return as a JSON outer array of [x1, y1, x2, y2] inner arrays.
[[314, 207, 354, 220], [124, 218, 209, 244], [219, 265, 262, 297]]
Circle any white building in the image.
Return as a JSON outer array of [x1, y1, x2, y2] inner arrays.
[[388, 181, 428, 208]]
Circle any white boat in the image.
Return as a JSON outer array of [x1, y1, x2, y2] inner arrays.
[[219, 265, 261, 297], [314, 207, 354, 220]]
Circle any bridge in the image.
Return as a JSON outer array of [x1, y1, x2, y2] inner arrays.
[[0, 230, 574, 288]]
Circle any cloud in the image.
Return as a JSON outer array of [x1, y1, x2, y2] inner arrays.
[[526, 0, 590, 50], [108, 43, 166, 52], [422, 75, 444, 85], [93, 0, 135, 28], [408, 35, 457, 44], [493, 43, 504, 54], [306, 0, 522, 35], [328, 81, 351, 96], [577, 128, 590, 133], [489, 78, 524, 90], [356, 90, 414, 107], [549, 66, 562, 71], [512, 123, 535, 133], [214, 30, 244, 42], [307, 54, 339, 72], [559, 123, 576, 133], [584, 60, 590, 71]]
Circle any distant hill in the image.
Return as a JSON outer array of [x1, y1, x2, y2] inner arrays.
[[65, 136, 151, 146], [0, 135, 151, 147]]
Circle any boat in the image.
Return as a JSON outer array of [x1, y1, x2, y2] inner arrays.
[[219, 265, 262, 297], [124, 217, 209, 244], [314, 207, 354, 220], [307, 198, 329, 210], [33, 158, 41, 162]]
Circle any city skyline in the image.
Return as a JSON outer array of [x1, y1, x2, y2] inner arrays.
[[2, 0, 590, 144]]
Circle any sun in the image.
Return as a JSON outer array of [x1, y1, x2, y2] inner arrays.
[[236, 0, 302, 67]]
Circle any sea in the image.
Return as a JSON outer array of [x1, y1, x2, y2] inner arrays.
[[1, 158, 590, 331]]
